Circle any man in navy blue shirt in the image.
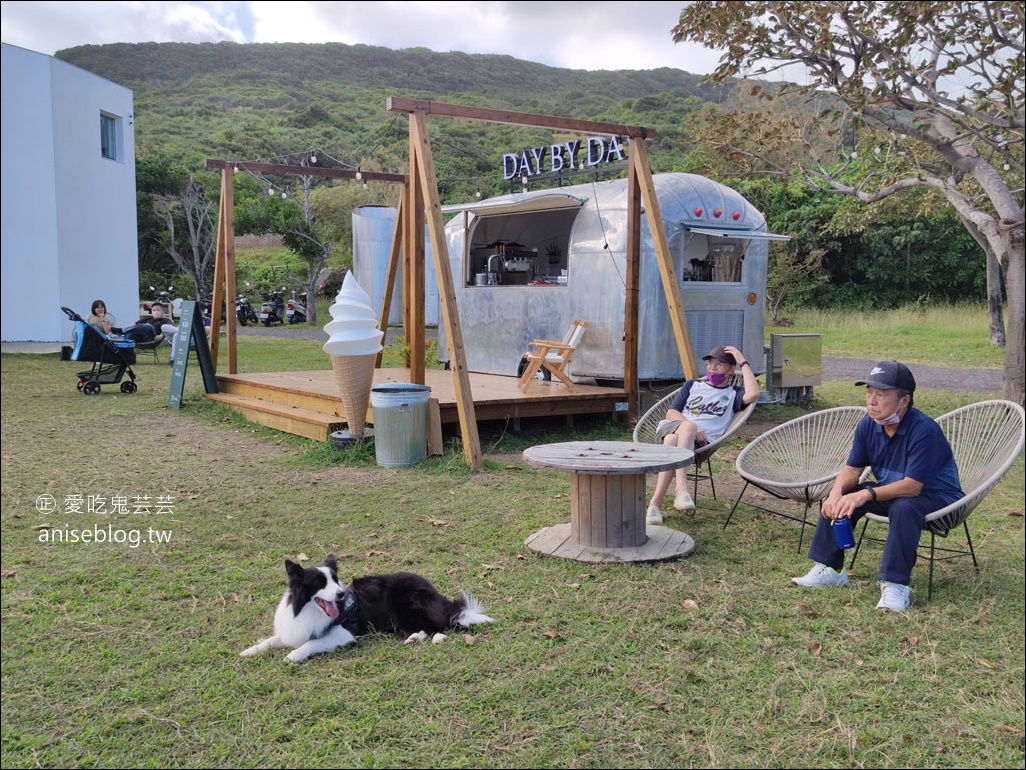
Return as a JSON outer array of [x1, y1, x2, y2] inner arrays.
[[792, 361, 963, 611]]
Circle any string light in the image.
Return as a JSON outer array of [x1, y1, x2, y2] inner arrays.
[[310, 154, 317, 164], [355, 168, 362, 180]]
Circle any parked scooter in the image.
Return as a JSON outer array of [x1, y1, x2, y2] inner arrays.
[[236, 283, 259, 326], [199, 296, 226, 322], [287, 290, 308, 324], [142, 285, 175, 318], [260, 287, 286, 327]]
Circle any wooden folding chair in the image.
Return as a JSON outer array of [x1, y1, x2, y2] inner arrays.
[[517, 319, 587, 391]]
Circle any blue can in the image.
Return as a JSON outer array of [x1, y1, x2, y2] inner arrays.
[[833, 517, 856, 550]]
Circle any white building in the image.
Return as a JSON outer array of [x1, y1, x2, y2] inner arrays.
[[1, 43, 138, 342]]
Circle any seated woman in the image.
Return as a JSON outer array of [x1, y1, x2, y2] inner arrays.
[[84, 299, 117, 336]]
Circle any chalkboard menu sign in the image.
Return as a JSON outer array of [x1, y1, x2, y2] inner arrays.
[[168, 301, 218, 409]]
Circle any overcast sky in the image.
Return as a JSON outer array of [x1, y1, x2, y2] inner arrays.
[[1, 1, 730, 74]]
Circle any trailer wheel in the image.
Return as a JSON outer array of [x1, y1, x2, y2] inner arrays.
[[121, 381, 138, 394], [83, 380, 100, 395], [77, 380, 85, 391], [516, 358, 551, 381]]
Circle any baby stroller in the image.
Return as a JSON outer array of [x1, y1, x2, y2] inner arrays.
[[61, 307, 139, 395]]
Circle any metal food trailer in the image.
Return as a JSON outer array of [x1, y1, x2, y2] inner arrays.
[[436, 172, 789, 387]]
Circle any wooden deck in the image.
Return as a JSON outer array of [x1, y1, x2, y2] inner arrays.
[[207, 367, 629, 442]]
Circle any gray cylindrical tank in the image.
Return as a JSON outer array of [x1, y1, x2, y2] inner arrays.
[[352, 205, 438, 326]]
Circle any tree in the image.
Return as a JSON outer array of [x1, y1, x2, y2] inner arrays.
[[138, 155, 220, 301], [673, 1, 1025, 404], [161, 174, 219, 301]]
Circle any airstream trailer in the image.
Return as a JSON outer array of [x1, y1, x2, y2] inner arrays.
[[436, 172, 788, 386]]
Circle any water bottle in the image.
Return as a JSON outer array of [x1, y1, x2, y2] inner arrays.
[[833, 517, 856, 550]]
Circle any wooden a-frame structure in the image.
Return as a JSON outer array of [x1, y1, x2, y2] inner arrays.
[[204, 100, 699, 471]]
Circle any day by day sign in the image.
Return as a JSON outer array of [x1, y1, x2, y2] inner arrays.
[[502, 136, 627, 180]]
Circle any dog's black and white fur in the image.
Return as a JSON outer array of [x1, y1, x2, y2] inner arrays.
[[240, 554, 494, 662]]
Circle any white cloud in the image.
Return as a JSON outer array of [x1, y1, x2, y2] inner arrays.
[[1, 0, 725, 74]]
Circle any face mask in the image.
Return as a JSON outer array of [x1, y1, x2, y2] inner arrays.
[[872, 411, 901, 426], [707, 372, 728, 386], [872, 397, 907, 426]]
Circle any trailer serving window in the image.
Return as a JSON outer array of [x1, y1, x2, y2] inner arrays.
[[682, 226, 792, 283], [443, 194, 584, 287]]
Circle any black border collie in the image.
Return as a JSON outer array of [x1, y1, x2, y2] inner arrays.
[[240, 554, 494, 662]]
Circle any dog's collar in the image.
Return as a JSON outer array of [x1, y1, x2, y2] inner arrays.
[[338, 588, 359, 633]]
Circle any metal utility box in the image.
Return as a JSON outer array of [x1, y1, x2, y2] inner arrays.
[[770, 333, 822, 402]]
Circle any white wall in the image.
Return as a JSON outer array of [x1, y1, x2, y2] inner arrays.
[[1, 43, 138, 342]]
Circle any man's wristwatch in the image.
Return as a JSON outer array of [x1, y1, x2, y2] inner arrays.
[[868, 486, 877, 501]]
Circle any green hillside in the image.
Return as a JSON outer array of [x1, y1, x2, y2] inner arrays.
[[57, 41, 734, 196]]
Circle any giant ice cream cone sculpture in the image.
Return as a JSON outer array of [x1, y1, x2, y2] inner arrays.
[[323, 273, 384, 438]]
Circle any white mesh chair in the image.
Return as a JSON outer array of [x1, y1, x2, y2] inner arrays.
[[725, 406, 866, 553], [632, 373, 756, 504], [849, 399, 1025, 600]]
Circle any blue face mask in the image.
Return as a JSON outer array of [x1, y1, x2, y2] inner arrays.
[[707, 372, 728, 386]]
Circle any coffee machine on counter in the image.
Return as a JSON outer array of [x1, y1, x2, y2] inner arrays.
[[474, 240, 536, 286]]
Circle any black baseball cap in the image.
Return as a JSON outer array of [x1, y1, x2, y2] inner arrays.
[[702, 346, 736, 365], [855, 361, 916, 392]]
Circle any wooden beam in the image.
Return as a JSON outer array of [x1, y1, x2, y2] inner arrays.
[[624, 155, 641, 421], [209, 181, 226, 370], [406, 138, 426, 383], [409, 109, 483, 470], [223, 168, 238, 374], [205, 159, 409, 378], [388, 98, 655, 139], [376, 190, 405, 369], [210, 168, 239, 373], [630, 140, 698, 379]]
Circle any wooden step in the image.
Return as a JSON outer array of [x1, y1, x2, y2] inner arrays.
[[215, 373, 344, 414], [205, 392, 345, 442]]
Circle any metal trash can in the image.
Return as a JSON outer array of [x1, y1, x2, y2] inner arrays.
[[369, 383, 431, 468]]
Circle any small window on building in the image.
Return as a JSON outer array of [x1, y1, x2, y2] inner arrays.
[[100, 113, 118, 160]]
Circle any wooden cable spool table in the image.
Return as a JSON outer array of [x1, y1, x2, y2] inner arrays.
[[522, 440, 696, 563]]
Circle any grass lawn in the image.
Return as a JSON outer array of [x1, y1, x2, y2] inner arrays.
[[1, 305, 1023, 768]]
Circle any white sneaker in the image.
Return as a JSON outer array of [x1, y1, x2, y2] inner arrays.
[[674, 490, 695, 511], [876, 581, 912, 612], [646, 505, 663, 525], [791, 563, 849, 587]]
